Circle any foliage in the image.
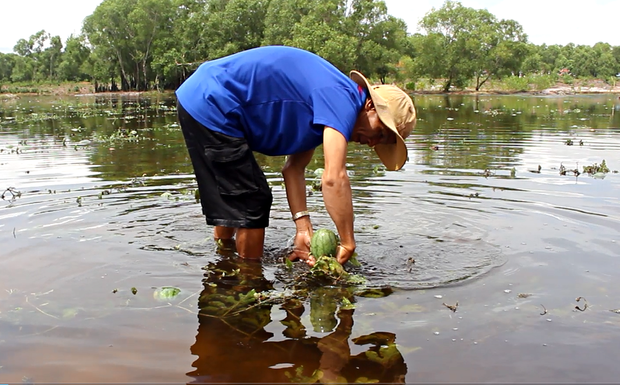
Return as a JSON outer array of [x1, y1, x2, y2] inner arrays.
[[583, 160, 610, 175], [414, 1, 529, 91]]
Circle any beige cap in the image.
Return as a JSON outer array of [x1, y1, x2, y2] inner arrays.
[[350, 70, 417, 171]]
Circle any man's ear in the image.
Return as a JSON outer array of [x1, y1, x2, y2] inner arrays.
[[364, 98, 375, 111]]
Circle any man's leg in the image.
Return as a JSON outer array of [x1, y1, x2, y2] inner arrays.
[[213, 226, 237, 254], [177, 101, 271, 260], [236, 228, 265, 260], [214, 226, 236, 240], [213, 226, 264, 259]]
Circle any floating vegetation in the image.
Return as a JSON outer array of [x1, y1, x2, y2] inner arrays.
[[196, 252, 369, 331], [308, 168, 324, 192], [373, 164, 387, 174], [92, 129, 143, 143], [559, 163, 580, 177], [575, 296, 588, 312], [443, 301, 458, 312], [153, 287, 181, 301], [1, 187, 21, 201], [309, 256, 366, 285], [128, 174, 147, 187], [583, 159, 610, 175]]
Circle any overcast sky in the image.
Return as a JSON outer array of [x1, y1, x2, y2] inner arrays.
[[1, 0, 619, 54]]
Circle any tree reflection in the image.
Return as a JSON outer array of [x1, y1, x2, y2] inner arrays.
[[186, 256, 407, 384]]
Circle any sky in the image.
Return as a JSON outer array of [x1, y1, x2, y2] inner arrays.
[[1, 0, 619, 54]]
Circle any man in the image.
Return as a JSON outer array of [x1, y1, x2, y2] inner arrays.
[[176, 46, 416, 266]]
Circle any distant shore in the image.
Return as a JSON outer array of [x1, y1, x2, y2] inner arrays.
[[1, 80, 619, 99]]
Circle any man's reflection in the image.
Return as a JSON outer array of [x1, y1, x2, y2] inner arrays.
[[187, 255, 407, 384]]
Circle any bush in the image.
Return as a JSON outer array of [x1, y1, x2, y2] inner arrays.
[[532, 74, 557, 90], [503, 76, 529, 91]]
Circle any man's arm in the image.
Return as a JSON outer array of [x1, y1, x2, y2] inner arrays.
[[322, 127, 355, 264], [282, 148, 315, 262]]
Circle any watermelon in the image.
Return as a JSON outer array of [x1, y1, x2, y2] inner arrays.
[[310, 228, 339, 258]]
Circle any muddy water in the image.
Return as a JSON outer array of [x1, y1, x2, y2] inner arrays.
[[1, 93, 620, 383]]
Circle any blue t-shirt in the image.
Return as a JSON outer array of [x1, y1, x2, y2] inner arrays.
[[175, 46, 367, 156]]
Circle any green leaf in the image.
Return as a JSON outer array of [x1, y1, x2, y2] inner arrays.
[[62, 308, 79, 319], [348, 254, 361, 267], [153, 286, 181, 301]]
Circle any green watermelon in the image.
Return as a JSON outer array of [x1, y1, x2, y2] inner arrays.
[[310, 228, 339, 257]]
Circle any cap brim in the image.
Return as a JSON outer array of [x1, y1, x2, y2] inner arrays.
[[350, 70, 408, 171], [374, 136, 407, 171]]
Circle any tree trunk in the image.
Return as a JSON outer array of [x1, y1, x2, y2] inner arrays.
[[443, 78, 452, 92]]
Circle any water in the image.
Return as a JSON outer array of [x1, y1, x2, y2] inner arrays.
[[1, 93, 620, 383]]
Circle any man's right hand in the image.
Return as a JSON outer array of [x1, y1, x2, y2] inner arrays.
[[335, 243, 355, 265]]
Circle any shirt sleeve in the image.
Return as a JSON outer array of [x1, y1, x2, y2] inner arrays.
[[311, 86, 361, 141]]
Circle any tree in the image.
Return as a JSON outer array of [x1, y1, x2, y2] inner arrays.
[[83, 0, 174, 91], [285, 0, 408, 80], [0, 53, 16, 82], [201, 0, 269, 59], [470, 19, 528, 90], [57, 35, 91, 81], [415, 1, 528, 91], [263, 0, 311, 45]]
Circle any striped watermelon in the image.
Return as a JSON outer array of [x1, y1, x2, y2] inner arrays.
[[310, 228, 339, 257]]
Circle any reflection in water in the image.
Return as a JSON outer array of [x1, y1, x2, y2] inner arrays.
[[187, 256, 407, 384]]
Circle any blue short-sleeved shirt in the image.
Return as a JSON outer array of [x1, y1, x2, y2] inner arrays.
[[175, 46, 367, 156]]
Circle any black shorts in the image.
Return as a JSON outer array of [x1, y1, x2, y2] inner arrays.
[[177, 101, 273, 228]]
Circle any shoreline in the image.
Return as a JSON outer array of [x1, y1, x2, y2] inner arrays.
[[2, 84, 619, 99]]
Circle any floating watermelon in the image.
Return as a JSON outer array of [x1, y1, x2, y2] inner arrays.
[[310, 228, 339, 258]]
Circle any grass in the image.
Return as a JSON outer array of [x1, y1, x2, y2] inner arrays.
[[0, 81, 93, 95]]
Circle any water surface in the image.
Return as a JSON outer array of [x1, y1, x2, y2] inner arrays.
[[1, 93, 620, 383]]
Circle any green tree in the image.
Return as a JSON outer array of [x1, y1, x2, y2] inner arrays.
[[470, 19, 528, 90], [521, 44, 543, 74], [415, 1, 528, 91], [151, 0, 211, 89], [40, 35, 63, 79], [13, 30, 52, 81], [286, 0, 357, 71], [202, 0, 269, 59], [285, 0, 408, 80], [10, 55, 34, 82], [84, 0, 174, 90], [57, 35, 91, 81], [0, 53, 16, 82], [263, 0, 311, 45]]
